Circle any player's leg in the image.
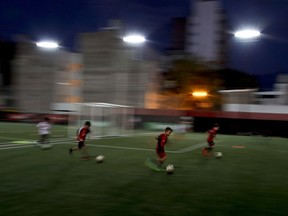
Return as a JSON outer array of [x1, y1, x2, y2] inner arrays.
[[69, 141, 90, 160], [202, 141, 214, 156], [157, 152, 166, 166], [80, 144, 90, 160], [69, 141, 83, 154], [39, 135, 45, 144], [207, 141, 215, 152], [43, 134, 49, 144]]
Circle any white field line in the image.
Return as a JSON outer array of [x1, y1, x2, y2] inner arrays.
[[0, 136, 208, 154], [0, 145, 35, 150], [0, 137, 74, 145], [0, 128, 68, 135], [89, 144, 155, 152], [88, 142, 207, 154], [0, 138, 74, 150], [175, 142, 208, 153], [0, 144, 34, 147], [0, 136, 25, 141]]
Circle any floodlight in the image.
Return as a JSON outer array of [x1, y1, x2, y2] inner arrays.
[[36, 41, 59, 49], [234, 30, 260, 39]]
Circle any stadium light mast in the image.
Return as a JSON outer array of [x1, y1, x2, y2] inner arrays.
[[121, 34, 146, 106]]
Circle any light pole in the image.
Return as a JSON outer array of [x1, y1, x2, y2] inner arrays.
[[232, 29, 261, 113], [121, 34, 146, 105], [123, 34, 146, 60], [34, 40, 60, 114], [121, 34, 146, 131]]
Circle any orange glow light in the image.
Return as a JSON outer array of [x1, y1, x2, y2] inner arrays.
[[192, 91, 208, 97]]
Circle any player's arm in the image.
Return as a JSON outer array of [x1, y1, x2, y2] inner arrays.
[[75, 129, 79, 140], [86, 129, 92, 139], [164, 139, 170, 147], [208, 129, 214, 136], [77, 129, 84, 142]]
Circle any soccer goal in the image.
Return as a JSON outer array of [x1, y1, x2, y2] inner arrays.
[[67, 103, 134, 138]]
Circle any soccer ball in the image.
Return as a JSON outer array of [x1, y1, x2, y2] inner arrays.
[[214, 152, 223, 158], [95, 155, 105, 163], [166, 164, 174, 174]]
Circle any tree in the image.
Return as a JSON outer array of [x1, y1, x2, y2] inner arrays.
[[158, 53, 261, 110], [160, 58, 223, 110], [217, 68, 259, 89]]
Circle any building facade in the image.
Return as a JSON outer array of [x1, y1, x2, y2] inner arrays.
[[219, 74, 288, 114], [79, 21, 159, 107], [12, 22, 161, 113], [13, 38, 82, 113], [186, 0, 227, 67]]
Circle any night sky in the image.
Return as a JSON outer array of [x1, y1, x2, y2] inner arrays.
[[1, 0, 288, 89]]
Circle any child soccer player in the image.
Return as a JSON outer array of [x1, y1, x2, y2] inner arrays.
[[69, 121, 91, 160], [202, 123, 220, 156], [36, 117, 51, 145], [155, 127, 173, 166]]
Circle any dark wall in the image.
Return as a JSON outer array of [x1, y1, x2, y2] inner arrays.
[[193, 117, 288, 137], [135, 114, 288, 138], [0, 41, 16, 86]]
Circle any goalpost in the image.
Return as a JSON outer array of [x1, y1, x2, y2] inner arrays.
[[67, 103, 134, 139]]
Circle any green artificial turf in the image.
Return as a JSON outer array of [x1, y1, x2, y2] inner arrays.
[[0, 122, 288, 216]]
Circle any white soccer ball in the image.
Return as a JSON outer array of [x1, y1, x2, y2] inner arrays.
[[95, 155, 105, 163], [214, 152, 223, 158], [166, 164, 174, 174]]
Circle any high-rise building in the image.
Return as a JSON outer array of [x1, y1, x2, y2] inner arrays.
[[186, 0, 227, 67], [13, 37, 82, 113], [12, 21, 160, 113], [79, 20, 160, 107], [0, 41, 15, 108]]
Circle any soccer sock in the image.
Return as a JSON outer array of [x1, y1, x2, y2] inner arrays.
[[202, 148, 207, 155], [207, 147, 213, 152], [158, 160, 165, 167]]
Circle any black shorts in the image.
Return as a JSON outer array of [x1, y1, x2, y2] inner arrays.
[[78, 141, 85, 149], [39, 134, 49, 144], [208, 141, 215, 147]]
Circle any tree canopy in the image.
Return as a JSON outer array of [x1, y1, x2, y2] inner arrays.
[[159, 58, 259, 110]]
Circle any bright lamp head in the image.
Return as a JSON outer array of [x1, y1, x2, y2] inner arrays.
[[234, 30, 261, 39], [123, 35, 146, 44], [36, 41, 59, 49]]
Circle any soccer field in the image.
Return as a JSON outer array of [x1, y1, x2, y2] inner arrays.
[[1, 122, 288, 216]]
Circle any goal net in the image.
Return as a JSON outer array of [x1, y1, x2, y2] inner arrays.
[[67, 103, 134, 138]]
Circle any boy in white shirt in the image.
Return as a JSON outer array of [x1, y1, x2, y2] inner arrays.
[[36, 117, 51, 145]]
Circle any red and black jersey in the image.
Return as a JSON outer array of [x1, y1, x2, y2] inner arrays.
[[207, 128, 217, 142], [76, 127, 90, 141], [156, 133, 168, 153]]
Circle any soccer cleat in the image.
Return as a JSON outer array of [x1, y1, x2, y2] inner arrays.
[[202, 148, 211, 157], [69, 148, 73, 155], [145, 158, 165, 172], [202, 148, 206, 156], [157, 162, 164, 168]]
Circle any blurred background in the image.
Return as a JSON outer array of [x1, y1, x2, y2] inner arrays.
[[0, 0, 288, 136]]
